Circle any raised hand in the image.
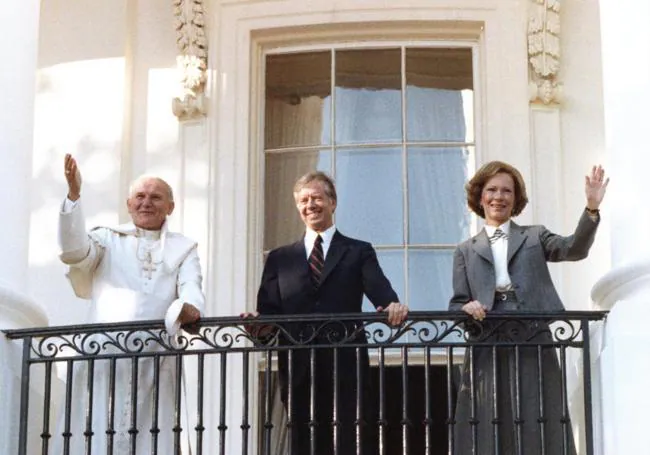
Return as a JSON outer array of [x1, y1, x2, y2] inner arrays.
[[64, 154, 82, 201], [585, 165, 609, 210]]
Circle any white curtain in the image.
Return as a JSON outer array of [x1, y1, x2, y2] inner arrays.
[[264, 95, 327, 251]]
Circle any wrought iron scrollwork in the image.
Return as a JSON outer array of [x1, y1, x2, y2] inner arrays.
[[4, 311, 604, 362]]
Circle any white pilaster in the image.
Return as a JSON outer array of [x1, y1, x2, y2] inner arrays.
[[529, 106, 563, 284], [599, 0, 650, 266], [0, 0, 40, 290]]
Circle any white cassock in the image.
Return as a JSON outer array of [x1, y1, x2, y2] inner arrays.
[[51, 198, 205, 454]]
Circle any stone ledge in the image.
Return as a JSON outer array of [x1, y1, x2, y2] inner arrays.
[[591, 260, 650, 311], [0, 282, 48, 329]]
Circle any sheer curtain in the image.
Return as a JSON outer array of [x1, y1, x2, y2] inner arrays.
[[264, 95, 329, 251], [406, 86, 470, 246]]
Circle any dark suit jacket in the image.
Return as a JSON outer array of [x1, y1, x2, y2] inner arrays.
[[257, 230, 399, 394], [449, 211, 599, 312]]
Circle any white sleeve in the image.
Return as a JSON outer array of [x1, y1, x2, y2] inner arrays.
[[61, 197, 78, 213], [164, 246, 205, 336], [58, 198, 104, 270]]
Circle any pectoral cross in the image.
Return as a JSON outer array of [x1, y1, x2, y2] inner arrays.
[[142, 251, 157, 279]]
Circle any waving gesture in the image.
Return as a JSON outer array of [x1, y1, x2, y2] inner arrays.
[[585, 165, 609, 210], [64, 154, 82, 201]]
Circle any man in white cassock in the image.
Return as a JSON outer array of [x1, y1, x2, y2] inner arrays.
[[52, 154, 204, 454]]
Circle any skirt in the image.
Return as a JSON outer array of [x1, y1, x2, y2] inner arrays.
[[452, 296, 577, 455]]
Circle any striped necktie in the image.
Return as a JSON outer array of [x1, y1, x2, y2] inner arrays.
[[489, 228, 508, 244], [308, 235, 324, 287]]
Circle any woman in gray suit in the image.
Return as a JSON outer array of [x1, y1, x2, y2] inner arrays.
[[449, 161, 608, 455]]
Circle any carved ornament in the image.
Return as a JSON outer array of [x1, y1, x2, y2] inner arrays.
[[172, 0, 208, 121], [527, 0, 562, 105]]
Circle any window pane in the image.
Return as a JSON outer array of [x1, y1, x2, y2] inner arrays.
[[335, 148, 403, 245], [335, 49, 402, 144], [264, 150, 332, 250], [408, 146, 471, 244], [405, 48, 474, 142], [407, 249, 454, 311], [265, 52, 331, 149], [403, 248, 457, 344]]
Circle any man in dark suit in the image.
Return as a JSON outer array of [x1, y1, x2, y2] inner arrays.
[[250, 171, 408, 455]]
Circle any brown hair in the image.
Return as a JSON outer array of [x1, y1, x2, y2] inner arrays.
[[466, 161, 528, 218], [293, 171, 337, 202]]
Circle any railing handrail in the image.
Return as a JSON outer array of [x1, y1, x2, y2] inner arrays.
[[2, 310, 608, 339]]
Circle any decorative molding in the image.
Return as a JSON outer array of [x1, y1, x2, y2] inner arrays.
[[527, 0, 562, 105], [591, 259, 650, 311], [172, 0, 208, 121], [0, 284, 48, 329]]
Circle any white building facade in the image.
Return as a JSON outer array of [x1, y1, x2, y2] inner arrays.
[[1, 0, 648, 453]]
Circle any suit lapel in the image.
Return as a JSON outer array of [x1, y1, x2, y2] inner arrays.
[[471, 230, 494, 264], [319, 231, 348, 286], [507, 222, 527, 263]]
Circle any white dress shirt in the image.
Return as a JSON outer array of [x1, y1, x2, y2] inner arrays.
[[304, 224, 337, 260], [483, 220, 513, 291]]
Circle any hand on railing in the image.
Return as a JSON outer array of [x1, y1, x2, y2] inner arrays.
[[179, 303, 201, 334], [461, 300, 487, 321], [240, 311, 277, 341], [376, 302, 409, 326]]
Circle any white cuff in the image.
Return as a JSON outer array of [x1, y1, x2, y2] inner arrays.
[[165, 299, 184, 336], [61, 197, 78, 213]]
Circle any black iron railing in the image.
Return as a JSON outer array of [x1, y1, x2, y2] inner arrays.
[[3, 310, 607, 455]]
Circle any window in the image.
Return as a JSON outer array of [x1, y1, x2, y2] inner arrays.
[[264, 45, 475, 320]]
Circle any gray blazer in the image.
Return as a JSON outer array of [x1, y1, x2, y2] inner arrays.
[[449, 211, 599, 312]]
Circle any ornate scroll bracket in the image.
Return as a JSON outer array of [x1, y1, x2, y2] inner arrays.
[[172, 0, 208, 121], [527, 0, 562, 105]]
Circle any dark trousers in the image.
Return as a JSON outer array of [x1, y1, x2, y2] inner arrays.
[[283, 348, 378, 455]]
